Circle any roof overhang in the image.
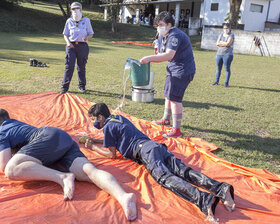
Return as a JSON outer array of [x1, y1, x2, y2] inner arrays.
[[99, 0, 189, 7]]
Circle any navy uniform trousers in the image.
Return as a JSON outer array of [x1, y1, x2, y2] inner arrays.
[[136, 140, 234, 216], [61, 43, 89, 91]]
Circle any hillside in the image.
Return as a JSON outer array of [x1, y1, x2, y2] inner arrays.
[[0, 1, 156, 41]]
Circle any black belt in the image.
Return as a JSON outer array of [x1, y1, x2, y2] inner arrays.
[[71, 41, 87, 44], [133, 140, 150, 159]]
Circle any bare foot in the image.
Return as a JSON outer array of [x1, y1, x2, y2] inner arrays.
[[223, 188, 235, 212], [62, 173, 75, 200], [205, 197, 219, 224], [120, 193, 137, 221]]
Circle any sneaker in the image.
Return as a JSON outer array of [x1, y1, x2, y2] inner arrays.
[[224, 83, 229, 87], [212, 82, 219, 86], [60, 89, 67, 94], [78, 87, 86, 93], [162, 127, 182, 138], [154, 118, 170, 126]]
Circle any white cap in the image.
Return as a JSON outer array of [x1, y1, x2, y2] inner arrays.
[[71, 2, 82, 10]]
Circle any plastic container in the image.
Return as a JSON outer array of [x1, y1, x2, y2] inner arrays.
[[130, 61, 150, 86], [135, 71, 155, 89]]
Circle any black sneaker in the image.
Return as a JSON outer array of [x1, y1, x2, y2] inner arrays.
[[212, 82, 219, 86], [60, 89, 67, 94], [224, 83, 229, 87], [78, 87, 86, 93]]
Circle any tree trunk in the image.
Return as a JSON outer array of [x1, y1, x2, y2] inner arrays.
[[66, 0, 71, 18], [57, 0, 71, 19], [229, 0, 242, 29], [57, 1, 67, 19], [112, 14, 117, 33], [90, 0, 95, 9]]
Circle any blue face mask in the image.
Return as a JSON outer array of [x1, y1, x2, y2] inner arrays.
[[93, 121, 101, 129]]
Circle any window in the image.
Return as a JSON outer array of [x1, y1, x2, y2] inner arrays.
[[250, 4, 263, 13], [211, 3, 219, 11]]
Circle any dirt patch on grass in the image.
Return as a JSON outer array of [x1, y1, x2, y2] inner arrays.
[[255, 128, 270, 138], [189, 131, 211, 139]]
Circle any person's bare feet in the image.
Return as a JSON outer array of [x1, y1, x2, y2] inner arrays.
[[62, 173, 75, 200], [205, 197, 219, 224], [120, 193, 137, 221], [223, 188, 235, 212]]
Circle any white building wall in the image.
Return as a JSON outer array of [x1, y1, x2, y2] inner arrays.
[[200, 0, 229, 26], [267, 0, 280, 22], [241, 0, 269, 31]]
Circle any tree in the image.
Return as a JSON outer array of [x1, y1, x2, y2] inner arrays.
[[100, 0, 122, 33], [228, 0, 243, 29], [56, 0, 71, 20], [90, 0, 96, 9]]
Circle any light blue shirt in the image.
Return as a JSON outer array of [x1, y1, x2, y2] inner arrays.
[[63, 17, 94, 42]]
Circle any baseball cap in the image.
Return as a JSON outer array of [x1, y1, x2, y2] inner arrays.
[[71, 2, 82, 10]]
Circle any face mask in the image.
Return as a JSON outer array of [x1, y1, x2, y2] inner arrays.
[[157, 26, 168, 36], [72, 9, 82, 22], [93, 121, 102, 129], [224, 29, 230, 34]]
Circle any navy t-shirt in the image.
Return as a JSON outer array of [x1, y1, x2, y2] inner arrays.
[[103, 115, 150, 160], [0, 119, 38, 152], [158, 27, 196, 79]]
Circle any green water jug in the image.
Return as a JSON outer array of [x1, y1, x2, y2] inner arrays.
[[129, 61, 150, 86]]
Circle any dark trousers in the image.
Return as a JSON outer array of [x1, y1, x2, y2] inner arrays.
[[61, 43, 89, 91], [137, 141, 233, 215]]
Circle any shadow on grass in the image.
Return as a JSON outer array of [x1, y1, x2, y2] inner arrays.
[[0, 35, 109, 52], [230, 85, 280, 93], [0, 58, 25, 64], [0, 89, 17, 95], [70, 89, 131, 100], [183, 125, 280, 157], [0, 41, 109, 64], [153, 98, 243, 111]]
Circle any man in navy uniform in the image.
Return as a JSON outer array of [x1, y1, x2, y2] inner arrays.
[[85, 103, 235, 221], [140, 11, 196, 138], [0, 108, 137, 221]]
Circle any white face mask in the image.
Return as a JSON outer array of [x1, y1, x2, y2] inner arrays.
[[224, 29, 230, 34], [157, 26, 168, 36], [72, 9, 82, 22]]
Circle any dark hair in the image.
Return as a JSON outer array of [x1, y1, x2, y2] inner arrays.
[[223, 23, 231, 31], [88, 103, 111, 119], [0, 109, 10, 125], [154, 11, 175, 27]]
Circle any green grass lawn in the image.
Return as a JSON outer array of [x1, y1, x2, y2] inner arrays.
[[0, 2, 280, 174]]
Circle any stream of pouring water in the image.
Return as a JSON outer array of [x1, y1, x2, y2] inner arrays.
[[112, 59, 141, 114]]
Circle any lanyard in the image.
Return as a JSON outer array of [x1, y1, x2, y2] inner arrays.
[[162, 27, 174, 52], [72, 17, 84, 28]]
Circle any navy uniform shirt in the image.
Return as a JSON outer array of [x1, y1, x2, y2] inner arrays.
[[158, 27, 196, 79], [0, 119, 38, 152], [63, 17, 94, 42], [103, 115, 150, 161]]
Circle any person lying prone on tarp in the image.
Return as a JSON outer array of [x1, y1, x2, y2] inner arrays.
[[0, 109, 136, 221], [85, 103, 235, 222]]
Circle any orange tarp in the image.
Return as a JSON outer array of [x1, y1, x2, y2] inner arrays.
[[0, 92, 279, 224], [111, 41, 153, 46]]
